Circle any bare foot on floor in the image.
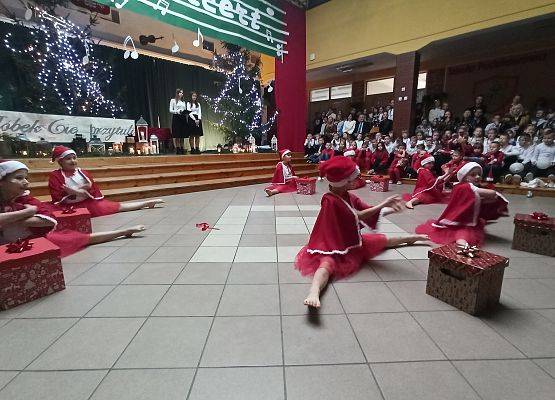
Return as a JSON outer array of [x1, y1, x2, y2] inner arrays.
[[265, 189, 274, 197], [125, 225, 146, 237], [405, 201, 414, 209], [405, 234, 429, 245], [304, 290, 321, 308], [145, 199, 164, 208]]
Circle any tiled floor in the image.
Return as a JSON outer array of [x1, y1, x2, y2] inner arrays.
[[1, 182, 554, 400]]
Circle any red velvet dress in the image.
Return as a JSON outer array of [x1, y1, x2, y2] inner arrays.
[[1, 193, 90, 257], [48, 169, 120, 217], [265, 162, 297, 193], [402, 168, 449, 204], [415, 182, 509, 246], [295, 192, 387, 279]]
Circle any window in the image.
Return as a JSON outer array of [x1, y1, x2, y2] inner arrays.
[[330, 84, 352, 99], [366, 73, 427, 95], [310, 88, 330, 102]]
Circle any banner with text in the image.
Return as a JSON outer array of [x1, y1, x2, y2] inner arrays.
[[97, 0, 288, 58], [0, 110, 135, 142]]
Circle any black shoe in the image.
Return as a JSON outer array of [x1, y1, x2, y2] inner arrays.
[[196, 148, 201, 154]]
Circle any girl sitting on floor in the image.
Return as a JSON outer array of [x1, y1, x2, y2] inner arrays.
[[415, 162, 509, 247], [388, 144, 408, 185], [403, 156, 451, 209], [48, 146, 164, 217], [0, 161, 145, 257], [265, 149, 298, 197], [295, 156, 429, 308], [368, 141, 390, 175]]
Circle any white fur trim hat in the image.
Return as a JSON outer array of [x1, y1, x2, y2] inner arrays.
[[421, 156, 435, 166], [51, 145, 76, 163], [0, 160, 28, 179], [343, 150, 356, 157], [457, 162, 482, 182]]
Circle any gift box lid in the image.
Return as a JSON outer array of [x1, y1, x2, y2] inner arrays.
[[514, 213, 554, 229], [428, 244, 508, 276], [0, 237, 61, 266], [53, 207, 91, 218], [296, 177, 316, 183]]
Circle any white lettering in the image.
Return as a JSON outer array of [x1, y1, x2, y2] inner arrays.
[[236, 3, 248, 25], [218, 0, 234, 19], [250, 9, 261, 30], [201, 0, 217, 14], [187, 0, 200, 6]]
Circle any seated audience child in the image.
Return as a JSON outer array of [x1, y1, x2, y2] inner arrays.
[[265, 150, 298, 197], [403, 156, 451, 209], [529, 131, 555, 177], [464, 142, 485, 164], [1, 161, 145, 257], [408, 144, 430, 177], [307, 137, 325, 164], [406, 135, 419, 156], [304, 134, 317, 157], [295, 156, 429, 308], [48, 146, 163, 217], [424, 137, 436, 154], [355, 142, 372, 172], [369, 141, 389, 174], [343, 150, 366, 189], [384, 135, 396, 154], [416, 162, 508, 246], [483, 141, 505, 182], [388, 144, 408, 185], [441, 149, 467, 182], [503, 134, 536, 185]]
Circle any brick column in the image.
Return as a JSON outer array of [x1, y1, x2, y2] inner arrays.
[[392, 51, 420, 137]]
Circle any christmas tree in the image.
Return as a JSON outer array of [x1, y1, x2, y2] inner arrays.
[[207, 42, 276, 144]]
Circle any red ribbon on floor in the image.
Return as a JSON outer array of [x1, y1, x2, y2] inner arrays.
[[61, 205, 76, 214], [456, 243, 479, 258], [6, 238, 33, 254], [195, 222, 220, 231], [530, 212, 548, 220]]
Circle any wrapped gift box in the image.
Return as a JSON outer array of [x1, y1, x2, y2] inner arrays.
[[426, 244, 508, 315], [368, 176, 389, 192], [512, 213, 554, 257], [53, 207, 92, 234], [0, 237, 65, 311], [296, 177, 316, 195]]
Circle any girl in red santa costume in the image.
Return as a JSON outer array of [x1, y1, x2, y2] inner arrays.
[[415, 162, 509, 247], [295, 156, 429, 308], [265, 149, 298, 196], [403, 156, 451, 209], [343, 150, 366, 189], [48, 146, 164, 217], [0, 161, 146, 257]]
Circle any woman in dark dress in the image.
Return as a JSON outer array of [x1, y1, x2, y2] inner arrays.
[[169, 88, 188, 154], [186, 91, 204, 154]]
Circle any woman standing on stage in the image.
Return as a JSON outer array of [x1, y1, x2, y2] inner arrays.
[[186, 91, 203, 154], [169, 88, 188, 154]]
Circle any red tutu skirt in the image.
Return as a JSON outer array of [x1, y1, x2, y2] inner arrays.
[[415, 219, 485, 246], [60, 199, 121, 217], [266, 179, 298, 194], [46, 229, 90, 257], [402, 190, 449, 204], [294, 233, 387, 280]]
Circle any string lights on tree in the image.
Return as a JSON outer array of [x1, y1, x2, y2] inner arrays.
[[3, 7, 121, 117], [206, 42, 277, 144]]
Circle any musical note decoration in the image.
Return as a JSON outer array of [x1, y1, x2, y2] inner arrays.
[[112, 0, 129, 9], [276, 43, 284, 61], [192, 28, 203, 48], [154, 0, 169, 15], [123, 35, 139, 59]]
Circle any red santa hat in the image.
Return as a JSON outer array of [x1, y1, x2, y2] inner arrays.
[[279, 149, 292, 160], [343, 149, 356, 158], [51, 145, 76, 163], [457, 161, 482, 182], [0, 160, 28, 179], [421, 156, 435, 166], [319, 156, 360, 187]]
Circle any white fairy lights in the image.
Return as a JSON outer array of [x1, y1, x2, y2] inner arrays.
[[3, 8, 121, 117], [208, 47, 277, 139]]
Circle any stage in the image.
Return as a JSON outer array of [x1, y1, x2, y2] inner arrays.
[[19, 153, 319, 202]]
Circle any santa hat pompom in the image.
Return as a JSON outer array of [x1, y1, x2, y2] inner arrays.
[[51, 145, 76, 163]]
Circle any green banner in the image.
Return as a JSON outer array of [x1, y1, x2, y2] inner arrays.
[[99, 0, 288, 57]]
